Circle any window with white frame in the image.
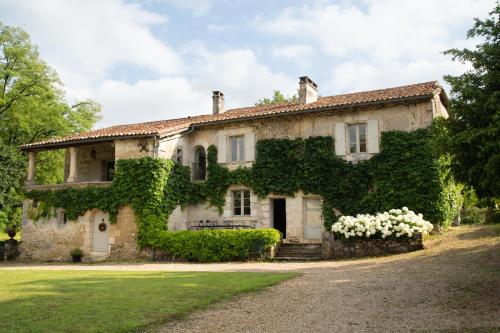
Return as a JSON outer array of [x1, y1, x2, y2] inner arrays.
[[229, 135, 245, 162], [348, 123, 367, 154], [233, 190, 250, 216]]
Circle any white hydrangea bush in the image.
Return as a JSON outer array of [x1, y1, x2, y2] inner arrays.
[[331, 207, 433, 239]]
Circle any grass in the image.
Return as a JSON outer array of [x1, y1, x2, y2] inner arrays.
[[0, 270, 296, 333], [0, 231, 21, 240]]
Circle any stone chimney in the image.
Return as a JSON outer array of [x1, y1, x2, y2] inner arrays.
[[298, 76, 318, 104], [212, 91, 224, 115]]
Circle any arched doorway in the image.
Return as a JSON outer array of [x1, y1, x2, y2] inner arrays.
[[193, 146, 206, 180]]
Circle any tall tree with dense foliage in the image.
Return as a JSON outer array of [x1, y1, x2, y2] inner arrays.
[[443, 4, 499, 199], [255, 90, 298, 105], [0, 23, 101, 232]]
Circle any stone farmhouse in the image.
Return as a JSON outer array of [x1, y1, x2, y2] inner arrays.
[[19, 77, 448, 260]]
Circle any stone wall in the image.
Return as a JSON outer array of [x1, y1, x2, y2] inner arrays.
[[322, 232, 423, 259], [20, 208, 91, 261], [115, 138, 154, 160], [165, 99, 441, 241], [109, 206, 146, 259], [20, 201, 145, 261]]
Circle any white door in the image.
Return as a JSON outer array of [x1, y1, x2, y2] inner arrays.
[[93, 211, 110, 252], [304, 198, 323, 240]]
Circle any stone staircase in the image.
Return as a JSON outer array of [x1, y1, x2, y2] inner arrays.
[[274, 243, 323, 261]]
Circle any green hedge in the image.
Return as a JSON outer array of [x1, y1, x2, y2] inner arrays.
[[151, 229, 281, 262]]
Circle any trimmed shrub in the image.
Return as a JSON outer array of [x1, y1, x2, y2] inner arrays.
[[152, 228, 282, 262], [461, 207, 487, 224], [331, 207, 433, 240]]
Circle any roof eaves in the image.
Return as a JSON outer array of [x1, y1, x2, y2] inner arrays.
[[191, 93, 435, 128], [19, 133, 159, 151]]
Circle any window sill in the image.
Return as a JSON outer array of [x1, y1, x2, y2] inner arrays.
[[230, 215, 253, 219], [345, 153, 371, 163]]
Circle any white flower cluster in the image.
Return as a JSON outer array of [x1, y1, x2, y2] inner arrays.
[[331, 207, 433, 239]]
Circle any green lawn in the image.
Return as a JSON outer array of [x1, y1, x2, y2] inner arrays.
[[0, 270, 296, 333]]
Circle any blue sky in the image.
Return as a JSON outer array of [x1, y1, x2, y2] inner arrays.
[[0, 0, 494, 128]]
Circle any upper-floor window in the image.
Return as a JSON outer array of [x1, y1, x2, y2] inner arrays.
[[230, 135, 245, 162], [233, 190, 250, 216], [348, 123, 367, 154], [175, 147, 183, 164], [193, 146, 206, 180]]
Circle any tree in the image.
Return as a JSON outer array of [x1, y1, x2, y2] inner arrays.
[[0, 145, 24, 233], [0, 23, 102, 231], [255, 90, 298, 106], [443, 4, 500, 199]]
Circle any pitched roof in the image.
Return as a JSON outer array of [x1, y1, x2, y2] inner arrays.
[[20, 81, 444, 150]]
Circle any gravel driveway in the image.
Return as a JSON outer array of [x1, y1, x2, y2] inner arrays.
[[2, 225, 499, 332], [156, 225, 500, 333]]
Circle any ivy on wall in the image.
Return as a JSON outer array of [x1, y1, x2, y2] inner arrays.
[[27, 128, 463, 248], [28, 158, 173, 246], [247, 130, 462, 229]]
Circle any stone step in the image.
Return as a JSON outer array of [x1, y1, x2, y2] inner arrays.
[[280, 244, 322, 249], [272, 256, 323, 261], [274, 255, 322, 260], [277, 248, 323, 254], [274, 243, 323, 260]]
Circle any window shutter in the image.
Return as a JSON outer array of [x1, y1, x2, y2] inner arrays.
[[367, 119, 380, 154], [217, 132, 226, 163], [244, 131, 255, 161], [335, 122, 346, 156]]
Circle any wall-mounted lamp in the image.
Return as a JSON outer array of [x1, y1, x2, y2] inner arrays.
[[90, 148, 97, 159]]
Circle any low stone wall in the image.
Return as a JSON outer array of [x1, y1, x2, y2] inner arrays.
[[322, 232, 423, 259], [1, 239, 20, 261]]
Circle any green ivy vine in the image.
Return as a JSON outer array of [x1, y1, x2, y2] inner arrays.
[[27, 128, 463, 247]]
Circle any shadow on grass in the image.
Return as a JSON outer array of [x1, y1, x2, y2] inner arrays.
[[455, 224, 500, 240], [0, 271, 296, 333]]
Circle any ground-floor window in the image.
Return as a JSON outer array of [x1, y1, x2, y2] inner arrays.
[[233, 190, 250, 216]]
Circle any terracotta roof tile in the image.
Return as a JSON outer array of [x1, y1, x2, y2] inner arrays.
[[20, 81, 443, 150]]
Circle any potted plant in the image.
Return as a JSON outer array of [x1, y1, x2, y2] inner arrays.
[[6, 227, 16, 239], [70, 248, 84, 263]]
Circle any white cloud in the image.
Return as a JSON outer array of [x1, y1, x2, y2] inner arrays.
[[1, 0, 489, 129], [325, 58, 467, 93], [0, 0, 298, 128], [91, 48, 297, 127], [0, 0, 183, 101], [188, 48, 297, 109], [256, 0, 494, 93], [94, 78, 208, 127], [272, 44, 315, 64], [155, 0, 211, 16], [207, 24, 233, 33]]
